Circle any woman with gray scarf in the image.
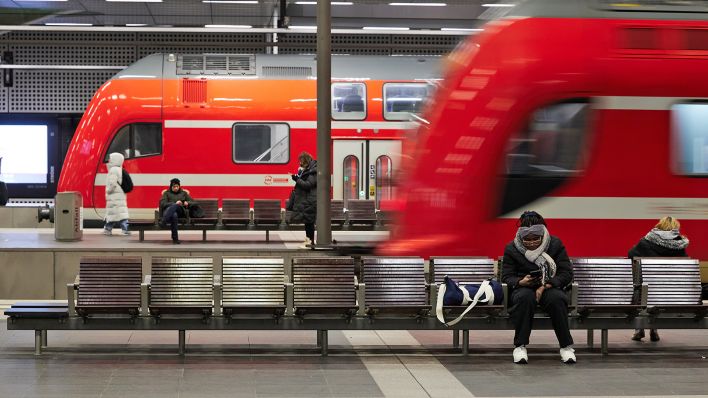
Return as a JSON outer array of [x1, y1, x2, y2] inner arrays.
[[501, 211, 575, 364], [628, 216, 690, 342]]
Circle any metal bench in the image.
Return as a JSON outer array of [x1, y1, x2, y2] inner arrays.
[[221, 199, 251, 227], [429, 257, 506, 354], [221, 257, 286, 319], [346, 199, 377, 227], [4, 302, 68, 355], [331, 200, 346, 227], [636, 257, 705, 317], [361, 256, 429, 317], [292, 256, 357, 355], [292, 256, 357, 317], [253, 199, 282, 242], [573, 257, 643, 354], [74, 256, 142, 318], [148, 257, 214, 317]]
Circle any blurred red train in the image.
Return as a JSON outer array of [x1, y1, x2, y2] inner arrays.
[[382, 0, 708, 261], [58, 53, 441, 220]]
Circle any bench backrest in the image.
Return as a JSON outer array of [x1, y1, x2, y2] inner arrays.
[[636, 258, 702, 306], [222, 257, 285, 308], [191, 198, 219, 224], [77, 256, 142, 310], [362, 256, 427, 307], [292, 257, 355, 309], [253, 199, 281, 224], [150, 257, 213, 308], [331, 200, 346, 223], [572, 258, 634, 306], [430, 257, 495, 285], [346, 199, 376, 223], [222, 199, 251, 224]]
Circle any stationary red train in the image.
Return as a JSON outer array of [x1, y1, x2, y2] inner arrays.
[[58, 53, 441, 220], [382, 0, 708, 261]]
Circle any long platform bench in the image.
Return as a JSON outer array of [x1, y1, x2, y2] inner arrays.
[[130, 199, 386, 242], [5, 256, 705, 357]]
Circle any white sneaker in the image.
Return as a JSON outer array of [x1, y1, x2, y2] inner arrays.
[[122, 230, 132, 236], [299, 238, 312, 249], [103, 229, 112, 236], [560, 346, 576, 364], [513, 346, 528, 364]]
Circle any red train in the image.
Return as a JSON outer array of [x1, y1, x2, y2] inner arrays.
[[382, 0, 708, 261], [58, 54, 441, 220]]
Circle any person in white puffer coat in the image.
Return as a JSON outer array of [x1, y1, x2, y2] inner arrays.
[[104, 152, 130, 235]]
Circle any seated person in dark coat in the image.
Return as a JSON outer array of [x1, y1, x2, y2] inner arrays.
[[628, 216, 690, 342], [501, 211, 575, 364], [159, 178, 194, 244]]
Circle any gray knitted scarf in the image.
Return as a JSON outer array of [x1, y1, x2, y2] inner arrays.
[[645, 228, 689, 250], [514, 225, 557, 284]]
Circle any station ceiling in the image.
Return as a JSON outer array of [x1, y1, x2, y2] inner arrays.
[[0, 0, 503, 30]]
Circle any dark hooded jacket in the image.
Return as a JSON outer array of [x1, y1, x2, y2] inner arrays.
[[628, 235, 689, 258], [501, 236, 573, 289], [159, 183, 194, 213], [290, 160, 317, 224]]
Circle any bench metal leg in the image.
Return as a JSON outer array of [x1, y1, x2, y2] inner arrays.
[[34, 330, 42, 356], [41, 330, 47, 348], [601, 329, 609, 356], [462, 330, 469, 356], [587, 329, 594, 349], [316, 330, 322, 347], [320, 330, 328, 356], [139, 230, 144, 241], [266, 229, 270, 243], [178, 330, 186, 356], [202, 230, 207, 241], [452, 330, 460, 348]]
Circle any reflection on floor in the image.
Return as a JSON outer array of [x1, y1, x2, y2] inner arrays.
[[1, 323, 707, 398]]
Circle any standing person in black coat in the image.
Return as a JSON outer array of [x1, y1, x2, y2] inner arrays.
[[289, 152, 317, 248], [501, 211, 575, 364], [628, 216, 690, 342]]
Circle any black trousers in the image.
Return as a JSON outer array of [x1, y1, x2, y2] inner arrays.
[[162, 204, 185, 241], [304, 223, 315, 242], [510, 287, 574, 348]]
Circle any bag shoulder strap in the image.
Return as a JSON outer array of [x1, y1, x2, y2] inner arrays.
[[440, 280, 493, 327]]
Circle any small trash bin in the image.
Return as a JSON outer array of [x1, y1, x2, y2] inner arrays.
[[54, 192, 83, 241]]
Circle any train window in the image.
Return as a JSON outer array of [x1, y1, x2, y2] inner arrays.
[[233, 123, 289, 164], [104, 123, 162, 162], [672, 103, 708, 176], [499, 101, 591, 215], [383, 83, 430, 121], [332, 83, 366, 121]]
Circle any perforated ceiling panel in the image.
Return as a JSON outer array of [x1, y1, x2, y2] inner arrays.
[[277, 33, 459, 55], [4, 31, 136, 44], [9, 70, 115, 113], [0, 45, 7, 113], [138, 46, 266, 58], [10, 45, 135, 66]]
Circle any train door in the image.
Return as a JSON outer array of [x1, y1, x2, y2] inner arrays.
[[333, 140, 400, 208]]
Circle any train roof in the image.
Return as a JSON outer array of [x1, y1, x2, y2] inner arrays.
[[509, 0, 708, 21], [113, 53, 443, 81]]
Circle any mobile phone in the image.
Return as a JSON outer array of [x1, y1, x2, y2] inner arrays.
[[529, 269, 542, 278]]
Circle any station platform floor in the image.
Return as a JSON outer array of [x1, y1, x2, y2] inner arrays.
[[0, 325, 706, 398], [1, 228, 707, 397]]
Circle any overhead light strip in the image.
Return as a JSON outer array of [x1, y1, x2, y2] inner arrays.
[[105, 0, 163, 2], [389, 2, 447, 6], [45, 23, 93, 26], [205, 24, 253, 28], [202, 0, 258, 3], [362, 26, 410, 31], [441, 28, 483, 32], [295, 1, 353, 4], [481, 3, 515, 6]]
